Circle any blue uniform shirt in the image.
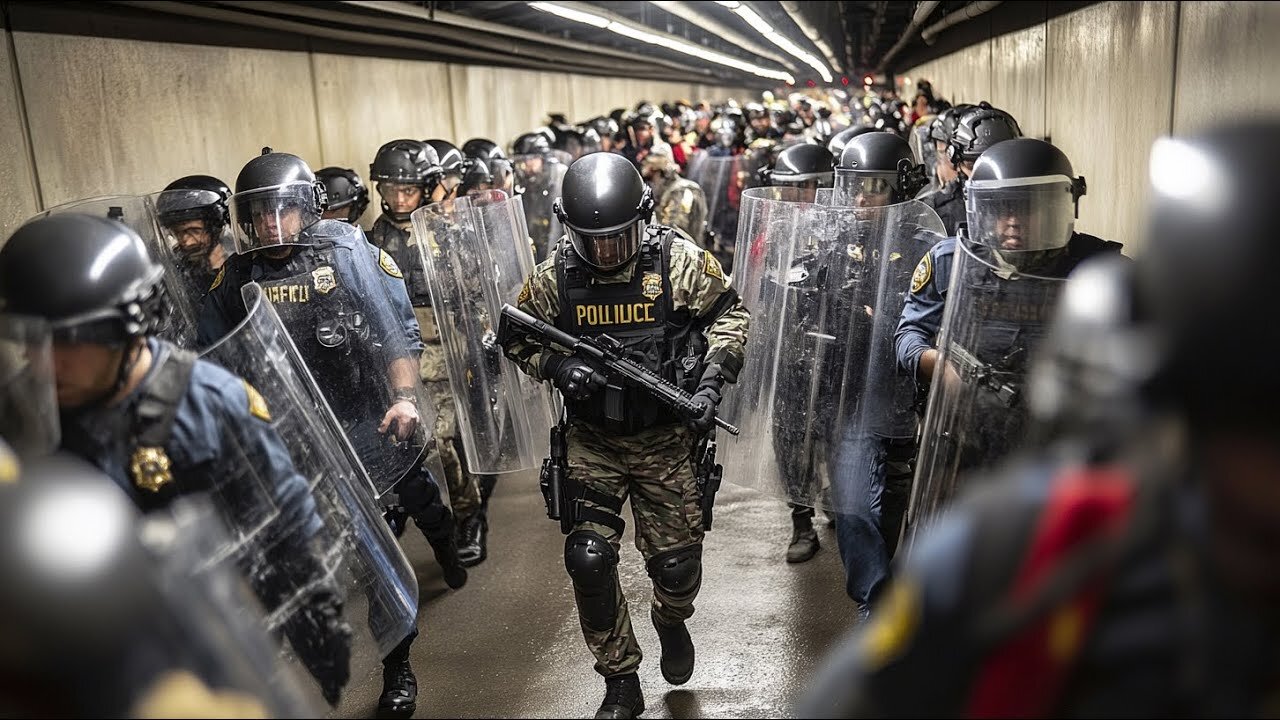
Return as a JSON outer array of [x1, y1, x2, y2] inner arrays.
[[60, 337, 322, 541]]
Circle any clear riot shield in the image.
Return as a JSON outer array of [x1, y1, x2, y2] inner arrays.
[[686, 153, 745, 272], [909, 122, 939, 193], [907, 237, 1068, 537], [411, 190, 555, 474], [512, 150, 571, 262], [0, 314, 59, 457], [37, 195, 200, 348], [718, 186, 833, 508], [202, 284, 418, 689], [239, 270, 438, 498]]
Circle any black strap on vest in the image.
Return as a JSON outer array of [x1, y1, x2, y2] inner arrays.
[[133, 346, 198, 448]]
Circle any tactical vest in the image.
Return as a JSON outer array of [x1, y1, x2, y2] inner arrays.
[[554, 227, 708, 434], [370, 216, 431, 306]]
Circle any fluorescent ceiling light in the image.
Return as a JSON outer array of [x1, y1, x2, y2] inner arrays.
[[529, 1, 794, 84], [728, 2, 832, 82]]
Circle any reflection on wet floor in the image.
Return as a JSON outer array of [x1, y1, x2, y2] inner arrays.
[[337, 474, 856, 719]]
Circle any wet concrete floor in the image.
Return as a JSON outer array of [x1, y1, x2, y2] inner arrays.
[[336, 473, 857, 719]]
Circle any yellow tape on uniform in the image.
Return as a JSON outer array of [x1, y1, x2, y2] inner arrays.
[[910, 253, 932, 294], [243, 381, 272, 422], [209, 264, 225, 291], [517, 279, 532, 305]]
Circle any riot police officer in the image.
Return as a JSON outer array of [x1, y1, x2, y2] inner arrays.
[[619, 111, 660, 169], [462, 137, 515, 196], [426, 139, 466, 202], [500, 152, 749, 719], [640, 143, 708, 245], [918, 103, 973, 200], [316, 166, 370, 225], [194, 149, 466, 716], [511, 131, 569, 262], [765, 142, 834, 202], [155, 175, 232, 297], [921, 102, 1021, 234], [0, 213, 353, 706], [803, 119, 1280, 719]]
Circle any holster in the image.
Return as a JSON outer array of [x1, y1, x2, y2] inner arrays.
[[695, 436, 723, 531], [539, 420, 626, 536]]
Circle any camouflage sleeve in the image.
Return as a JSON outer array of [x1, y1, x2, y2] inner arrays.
[[501, 253, 561, 382], [668, 235, 749, 380]]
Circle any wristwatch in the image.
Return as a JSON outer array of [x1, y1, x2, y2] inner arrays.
[[393, 388, 419, 405]]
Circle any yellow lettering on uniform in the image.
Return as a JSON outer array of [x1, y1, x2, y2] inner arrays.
[[616, 304, 631, 324], [577, 306, 588, 325], [587, 306, 599, 325], [643, 304, 655, 322]]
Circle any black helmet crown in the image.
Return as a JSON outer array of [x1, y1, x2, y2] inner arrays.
[[949, 102, 1022, 165], [553, 153, 654, 272], [316, 166, 370, 221], [156, 175, 230, 237]]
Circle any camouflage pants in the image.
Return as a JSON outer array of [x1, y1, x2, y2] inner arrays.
[[414, 306, 482, 525], [566, 421, 705, 677]]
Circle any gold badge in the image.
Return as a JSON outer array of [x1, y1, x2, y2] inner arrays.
[[702, 250, 724, 281], [379, 249, 404, 279], [642, 272, 664, 301], [243, 380, 272, 422], [209, 264, 225, 291], [517, 279, 532, 305], [910, 253, 932, 294], [130, 446, 173, 493], [312, 265, 337, 294]]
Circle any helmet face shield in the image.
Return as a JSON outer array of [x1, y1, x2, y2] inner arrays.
[[833, 170, 897, 207], [966, 176, 1076, 254], [567, 222, 644, 272], [229, 182, 321, 253]]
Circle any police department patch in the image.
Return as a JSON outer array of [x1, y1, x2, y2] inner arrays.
[[312, 265, 337, 294], [910, 253, 932, 294], [703, 250, 724, 281], [243, 380, 272, 422], [642, 272, 663, 301], [517, 279, 532, 305], [209, 264, 225, 291], [379, 249, 403, 279]]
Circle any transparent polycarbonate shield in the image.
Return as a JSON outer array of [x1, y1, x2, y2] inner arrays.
[[824, 201, 944, 514], [239, 266, 437, 498], [907, 237, 1069, 538], [0, 314, 59, 457], [38, 195, 199, 348], [719, 186, 836, 508], [411, 191, 555, 474], [512, 150, 571, 262], [203, 284, 418, 673], [687, 153, 745, 272]]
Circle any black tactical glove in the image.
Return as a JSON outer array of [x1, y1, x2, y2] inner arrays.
[[541, 353, 607, 400], [284, 587, 353, 707], [688, 385, 722, 435]]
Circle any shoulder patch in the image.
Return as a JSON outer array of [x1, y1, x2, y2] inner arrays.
[[703, 250, 725, 281], [378, 249, 403, 279], [243, 380, 272, 422], [910, 252, 932, 294], [858, 580, 921, 670], [209, 264, 225, 291], [517, 278, 532, 306]]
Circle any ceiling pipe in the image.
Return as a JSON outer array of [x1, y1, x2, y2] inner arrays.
[[778, 0, 842, 74], [648, 1, 792, 70], [921, 1, 1003, 45], [873, 0, 941, 73]]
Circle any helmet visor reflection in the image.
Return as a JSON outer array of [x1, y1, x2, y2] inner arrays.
[[568, 223, 643, 271]]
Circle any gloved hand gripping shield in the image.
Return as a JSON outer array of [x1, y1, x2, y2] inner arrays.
[[201, 284, 418, 697], [906, 236, 1068, 540], [411, 190, 555, 474]]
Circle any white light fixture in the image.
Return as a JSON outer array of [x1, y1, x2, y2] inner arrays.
[[726, 2, 832, 82], [529, 1, 794, 84]]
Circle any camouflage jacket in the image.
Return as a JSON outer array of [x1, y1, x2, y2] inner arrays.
[[654, 177, 709, 247]]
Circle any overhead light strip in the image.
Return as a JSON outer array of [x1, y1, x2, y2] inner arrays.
[[715, 1, 832, 82], [529, 1, 795, 84]]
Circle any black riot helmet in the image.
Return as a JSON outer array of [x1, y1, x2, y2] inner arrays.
[[426, 139, 465, 200], [553, 153, 655, 273], [834, 131, 927, 206], [767, 143, 835, 192], [511, 131, 552, 157], [155, 175, 230, 252], [0, 213, 168, 344], [826, 125, 879, 159], [965, 138, 1086, 255], [929, 103, 974, 146], [461, 138, 505, 161], [585, 116, 620, 142], [458, 157, 495, 197], [230, 148, 328, 253], [948, 102, 1022, 167], [369, 139, 442, 221], [316, 167, 370, 224]]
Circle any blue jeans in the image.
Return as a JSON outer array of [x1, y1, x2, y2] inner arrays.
[[831, 428, 916, 607]]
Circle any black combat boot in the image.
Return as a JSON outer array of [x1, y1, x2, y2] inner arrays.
[[595, 672, 645, 719], [416, 510, 468, 589], [378, 634, 417, 716], [786, 511, 820, 563], [652, 609, 695, 685], [456, 512, 488, 568]]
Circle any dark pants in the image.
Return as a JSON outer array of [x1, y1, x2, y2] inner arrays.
[[831, 428, 915, 607]]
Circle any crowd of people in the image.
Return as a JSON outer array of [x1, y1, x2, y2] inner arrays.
[[0, 73, 1276, 719]]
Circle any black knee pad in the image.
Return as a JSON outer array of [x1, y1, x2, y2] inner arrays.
[[564, 530, 619, 632], [646, 544, 703, 599]]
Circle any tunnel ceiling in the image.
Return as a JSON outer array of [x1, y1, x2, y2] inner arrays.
[[5, 1, 1097, 88]]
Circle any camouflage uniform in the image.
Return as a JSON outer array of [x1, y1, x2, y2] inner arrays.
[[368, 215, 482, 525], [653, 177, 708, 248], [506, 231, 749, 677]]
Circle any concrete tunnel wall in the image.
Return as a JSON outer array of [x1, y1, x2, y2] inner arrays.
[[903, 1, 1280, 256], [0, 28, 753, 238]]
